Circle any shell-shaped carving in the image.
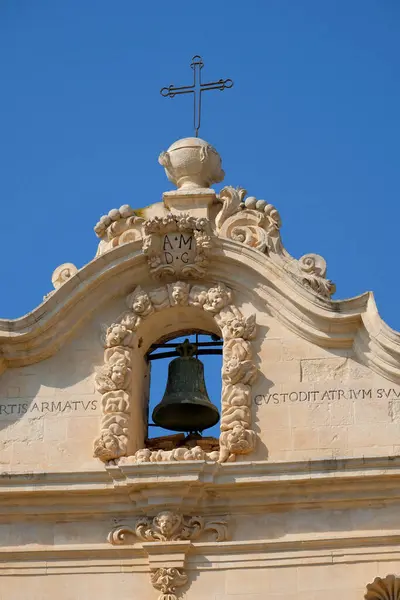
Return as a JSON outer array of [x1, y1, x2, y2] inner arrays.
[[365, 575, 400, 600]]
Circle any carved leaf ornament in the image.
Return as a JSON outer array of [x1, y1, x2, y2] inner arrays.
[[108, 510, 228, 600], [92, 195, 334, 298], [215, 186, 335, 298], [93, 282, 258, 464], [108, 510, 228, 544], [150, 568, 188, 600]]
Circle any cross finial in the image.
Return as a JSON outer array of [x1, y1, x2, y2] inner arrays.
[[160, 56, 233, 137]]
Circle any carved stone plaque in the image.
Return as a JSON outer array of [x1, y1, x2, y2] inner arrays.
[[161, 232, 196, 269], [142, 214, 213, 279]]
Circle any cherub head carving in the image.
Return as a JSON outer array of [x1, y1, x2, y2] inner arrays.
[[128, 286, 153, 317], [154, 511, 181, 538], [105, 323, 132, 347], [169, 281, 190, 306], [203, 283, 232, 314]]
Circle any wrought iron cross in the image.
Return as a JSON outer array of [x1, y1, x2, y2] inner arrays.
[[160, 56, 233, 137]]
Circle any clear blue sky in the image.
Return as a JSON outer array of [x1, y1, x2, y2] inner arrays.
[[0, 0, 399, 329]]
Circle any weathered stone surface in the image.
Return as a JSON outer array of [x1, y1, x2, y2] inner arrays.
[[0, 136, 399, 598]]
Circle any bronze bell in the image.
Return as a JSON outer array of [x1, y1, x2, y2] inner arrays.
[[152, 339, 220, 433]]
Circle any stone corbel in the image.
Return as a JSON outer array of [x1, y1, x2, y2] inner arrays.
[[144, 541, 190, 600], [108, 510, 229, 600]]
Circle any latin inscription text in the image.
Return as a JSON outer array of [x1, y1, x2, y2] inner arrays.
[[0, 399, 98, 417], [254, 387, 400, 405]]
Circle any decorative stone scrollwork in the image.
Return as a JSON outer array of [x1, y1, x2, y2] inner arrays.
[[94, 281, 258, 464], [365, 575, 400, 600], [108, 510, 228, 544], [95, 351, 131, 394], [142, 213, 213, 279], [215, 186, 335, 298], [108, 508, 228, 600], [93, 312, 137, 462], [216, 186, 282, 254], [150, 567, 188, 600], [94, 204, 145, 256], [297, 253, 336, 297], [44, 262, 78, 300]]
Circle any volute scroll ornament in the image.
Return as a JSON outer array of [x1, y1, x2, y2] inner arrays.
[[215, 186, 335, 299], [44, 262, 78, 300], [296, 253, 336, 297], [94, 281, 258, 464], [108, 510, 228, 544], [108, 508, 229, 600], [94, 204, 145, 256], [216, 186, 282, 255]]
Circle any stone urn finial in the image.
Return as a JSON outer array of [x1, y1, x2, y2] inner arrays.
[[158, 137, 225, 190]]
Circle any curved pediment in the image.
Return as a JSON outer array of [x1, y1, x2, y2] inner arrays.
[[0, 233, 399, 384]]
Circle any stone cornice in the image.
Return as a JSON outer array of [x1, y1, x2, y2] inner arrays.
[[1, 457, 400, 516], [0, 536, 399, 574], [0, 239, 399, 382]]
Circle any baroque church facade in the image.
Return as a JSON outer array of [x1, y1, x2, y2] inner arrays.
[[0, 136, 399, 600]]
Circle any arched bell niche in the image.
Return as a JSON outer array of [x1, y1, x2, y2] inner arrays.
[[146, 329, 223, 447], [93, 281, 258, 464]]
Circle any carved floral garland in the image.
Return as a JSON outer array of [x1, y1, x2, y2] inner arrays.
[[93, 281, 258, 464]]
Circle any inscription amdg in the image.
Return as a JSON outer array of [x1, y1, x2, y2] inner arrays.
[[162, 232, 196, 267]]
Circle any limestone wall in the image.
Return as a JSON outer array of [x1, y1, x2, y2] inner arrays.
[[252, 308, 400, 462], [0, 297, 126, 471], [0, 562, 393, 600], [0, 285, 399, 470]]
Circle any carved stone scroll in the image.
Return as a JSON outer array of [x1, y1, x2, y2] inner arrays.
[[108, 509, 228, 600], [297, 253, 336, 297], [216, 186, 282, 254], [142, 213, 213, 279], [94, 281, 258, 464], [215, 186, 335, 298], [108, 510, 228, 544], [94, 204, 145, 256], [44, 262, 78, 300]]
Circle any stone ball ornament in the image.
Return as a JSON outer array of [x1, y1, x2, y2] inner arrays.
[[158, 137, 225, 190]]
